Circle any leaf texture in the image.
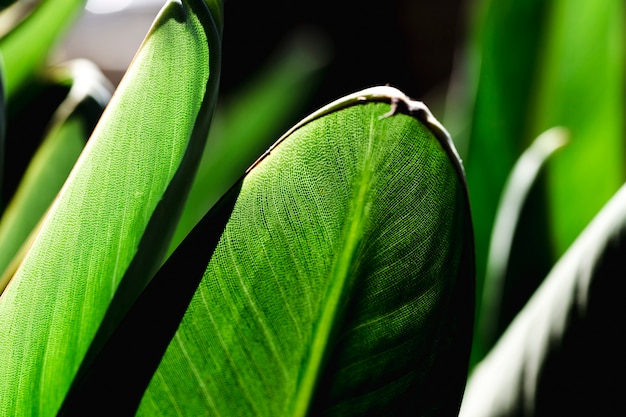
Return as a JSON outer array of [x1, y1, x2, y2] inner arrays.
[[136, 86, 475, 416], [0, 0, 222, 415]]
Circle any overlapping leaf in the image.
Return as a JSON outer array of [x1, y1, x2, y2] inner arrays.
[[0, 0, 222, 415], [65, 86, 475, 416], [477, 127, 567, 353], [143, 87, 474, 416], [0, 59, 112, 288], [456, 0, 625, 369], [168, 28, 329, 256]]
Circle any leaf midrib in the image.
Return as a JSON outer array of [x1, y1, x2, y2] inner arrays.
[[291, 110, 378, 416]]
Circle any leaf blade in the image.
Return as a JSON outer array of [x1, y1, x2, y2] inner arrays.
[[0, 1, 222, 415], [136, 87, 474, 416]]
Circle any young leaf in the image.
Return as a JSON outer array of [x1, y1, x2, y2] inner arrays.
[[460, 182, 626, 417], [0, 59, 112, 288], [69, 86, 474, 415], [0, 0, 222, 415]]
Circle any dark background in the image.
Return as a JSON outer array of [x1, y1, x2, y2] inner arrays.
[[217, 0, 470, 113]]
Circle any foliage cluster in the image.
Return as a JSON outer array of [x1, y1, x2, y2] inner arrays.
[[0, 0, 623, 415]]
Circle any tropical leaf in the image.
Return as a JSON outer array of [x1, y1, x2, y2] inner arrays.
[[63, 86, 475, 416], [0, 0, 86, 105], [0, 58, 112, 290], [456, 0, 625, 370], [0, 0, 222, 415], [460, 181, 626, 417]]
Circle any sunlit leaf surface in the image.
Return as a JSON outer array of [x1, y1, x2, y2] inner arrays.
[[0, 1, 221, 415], [135, 87, 475, 416]]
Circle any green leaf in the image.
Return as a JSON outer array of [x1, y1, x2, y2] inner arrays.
[[475, 127, 567, 358], [0, 58, 111, 290], [460, 181, 626, 417], [168, 28, 329, 256], [1, 70, 69, 207], [125, 86, 473, 416], [0, 0, 222, 415], [455, 0, 548, 300], [530, 0, 625, 256], [0, 53, 5, 200], [0, 0, 86, 105]]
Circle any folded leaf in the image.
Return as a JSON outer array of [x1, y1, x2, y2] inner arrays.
[[80, 86, 474, 416], [0, 0, 222, 415], [460, 181, 626, 417]]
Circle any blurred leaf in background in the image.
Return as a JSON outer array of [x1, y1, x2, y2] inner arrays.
[[460, 181, 626, 417], [0, 0, 86, 106], [453, 0, 625, 367], [530, 0, 624, 256]]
